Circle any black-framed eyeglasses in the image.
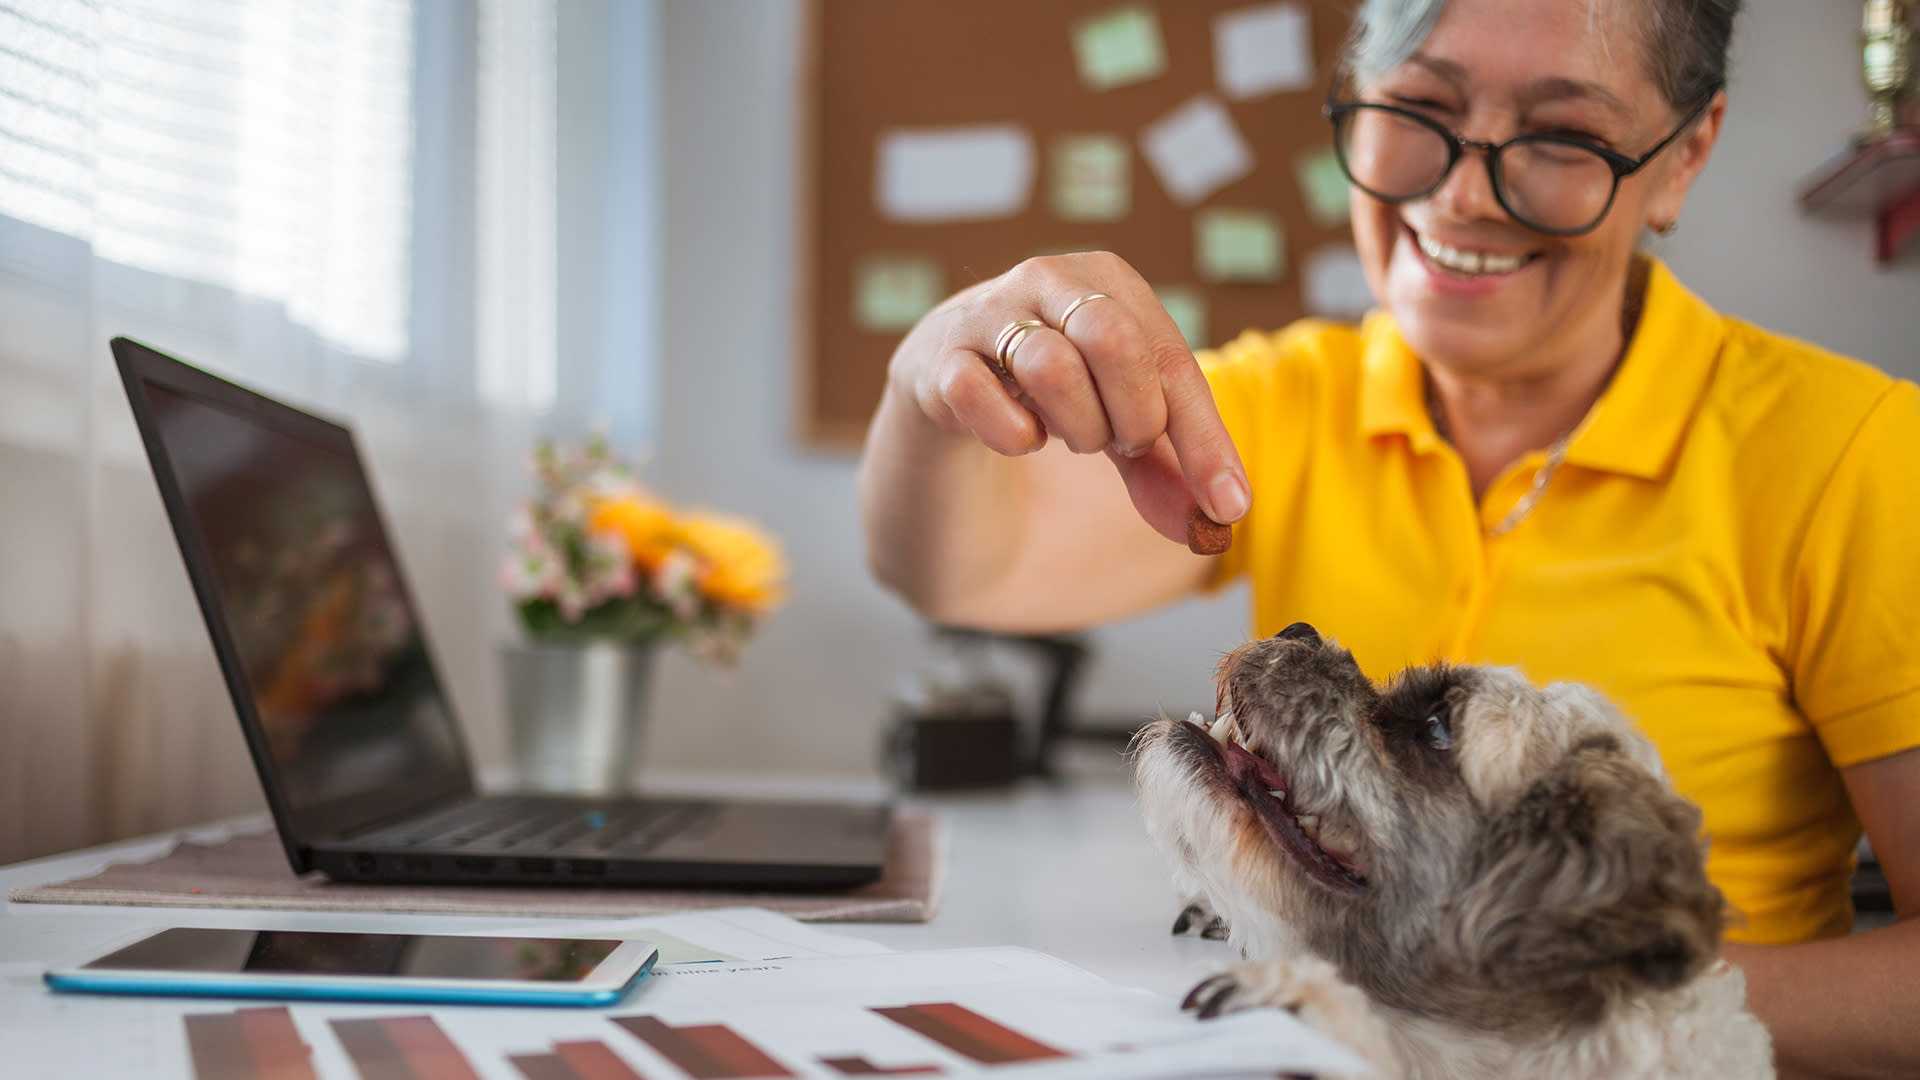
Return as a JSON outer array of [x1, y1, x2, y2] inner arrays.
[[1322, 92, 1717, 236]]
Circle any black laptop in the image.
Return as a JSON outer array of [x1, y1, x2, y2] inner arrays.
[[111, 337, 892, 890]]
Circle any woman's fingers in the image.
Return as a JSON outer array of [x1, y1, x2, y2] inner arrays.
[[1055, 265, 1248, 528], [1001, 326, 1114, 454], [1048, 293, 1168, 458], [923, 344, 1046, 456], [1157, 345, 1250, 525], [917, 252, 1249, 537]]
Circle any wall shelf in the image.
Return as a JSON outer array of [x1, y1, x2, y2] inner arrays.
[[1798, 127, 1920, 265]]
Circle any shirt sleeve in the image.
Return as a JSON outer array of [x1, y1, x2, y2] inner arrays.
[[1791, 379, 1920, 767]]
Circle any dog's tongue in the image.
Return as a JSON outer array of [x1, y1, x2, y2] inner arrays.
[[1221, 737, 1286, 795]]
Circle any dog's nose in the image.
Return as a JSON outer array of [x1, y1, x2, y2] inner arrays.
[[1275, 622, 1321, 646]]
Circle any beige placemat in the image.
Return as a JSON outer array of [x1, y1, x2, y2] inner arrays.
[[9, 809, 942, 923]]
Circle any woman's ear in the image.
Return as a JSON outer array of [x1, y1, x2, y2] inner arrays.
[[1646, 89, 1727, 231]]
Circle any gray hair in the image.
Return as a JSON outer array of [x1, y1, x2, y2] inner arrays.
[[1340, 0, 1741, 112]]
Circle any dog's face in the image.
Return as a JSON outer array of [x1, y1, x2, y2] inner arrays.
[[1132, 623, 1725, 1034]]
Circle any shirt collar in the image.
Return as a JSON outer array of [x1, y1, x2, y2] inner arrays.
[[1358, 310, 1443, 452], [1356, 257, 1725, 480]]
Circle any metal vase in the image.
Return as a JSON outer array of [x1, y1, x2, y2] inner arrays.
[[502, 640, 658, 796]]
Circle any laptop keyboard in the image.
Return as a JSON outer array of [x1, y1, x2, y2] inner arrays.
[[358, 797, 715, 855]]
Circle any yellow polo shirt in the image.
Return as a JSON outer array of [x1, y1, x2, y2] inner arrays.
[[1201, 258, 1920, 944]]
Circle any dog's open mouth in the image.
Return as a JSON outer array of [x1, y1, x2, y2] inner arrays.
[[1181, 712, 1370, 896]]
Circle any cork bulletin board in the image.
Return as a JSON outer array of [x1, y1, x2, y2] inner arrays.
[[799, 0, 1364, 447]]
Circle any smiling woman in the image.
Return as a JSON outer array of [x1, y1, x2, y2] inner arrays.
[[856, 0, 1920, 1076]]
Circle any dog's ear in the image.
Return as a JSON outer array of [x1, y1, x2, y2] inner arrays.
[[1443, 739, 1724, 1022]]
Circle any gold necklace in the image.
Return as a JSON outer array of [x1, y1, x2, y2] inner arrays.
[[1425, 380, 1573, 537]]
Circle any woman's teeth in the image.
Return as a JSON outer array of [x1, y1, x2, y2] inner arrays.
[[1416, 232, 1530, 275]]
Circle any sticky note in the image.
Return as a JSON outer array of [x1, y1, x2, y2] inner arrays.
[[1302, 244, 1374, 318], [854, 255, 945, 332], [1050, 134, 1131, 222], [1294, 147, 1351, 227], [1196, 208, 1285, 283], [1140, 96, 1254, 206], [1214, 2, 1316, 99], [876, 126, 1034, 223], [1072, 5, 1168, 91], [1155, 286, 1209, 349]]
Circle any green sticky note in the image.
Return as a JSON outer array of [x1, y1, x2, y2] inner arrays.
[[1072, 5, 1167, 91], [1294, 146, 1351, 227], [1196, 208, 1285, 283], [1155, 285, 1208, 350], [1051, 134, 1130, 221], [854, 255, 944, 332]]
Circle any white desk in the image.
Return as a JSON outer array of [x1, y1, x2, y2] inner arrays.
[[0, 763, 1239, 1056]]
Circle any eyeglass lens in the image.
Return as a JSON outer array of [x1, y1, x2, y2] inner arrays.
[[1334, 108, 1619, 234]]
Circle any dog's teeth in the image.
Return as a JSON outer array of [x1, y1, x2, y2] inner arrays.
[[1267, 789, 1287, 801], [1210, 713, 1236, 746]]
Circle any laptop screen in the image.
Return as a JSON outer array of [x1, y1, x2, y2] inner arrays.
[[144, 383, 468, 816]]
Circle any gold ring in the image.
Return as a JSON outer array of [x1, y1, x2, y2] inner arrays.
[[991, 318, 1047, 379], [1056, 292, 1111, 334]]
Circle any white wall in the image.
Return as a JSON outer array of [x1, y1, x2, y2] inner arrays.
[[632, 0, 1920, 780]]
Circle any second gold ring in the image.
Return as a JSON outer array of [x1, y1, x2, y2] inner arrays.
[[992, 318, 1048, 380]]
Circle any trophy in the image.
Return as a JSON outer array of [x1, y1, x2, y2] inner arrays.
[[1863, 0, 1916, 140]]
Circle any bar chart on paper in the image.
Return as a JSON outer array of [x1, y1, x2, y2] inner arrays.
[[158, 947, 1364, 1080], [182, 1006, 318, 1080], [330, 1015, 481, 1080]]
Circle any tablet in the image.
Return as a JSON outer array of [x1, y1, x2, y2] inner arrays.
[[44, 927, 657, 1007]]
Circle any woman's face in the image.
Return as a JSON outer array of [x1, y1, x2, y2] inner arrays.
[[1349, 0, 1722, 378]]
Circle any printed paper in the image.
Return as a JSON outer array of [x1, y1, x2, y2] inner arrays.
[[1139, 96, 1254, 206], [1050, 134, 1131, 222], [1196, 208, 1285, 283], [1214, 2, 1316, 99], [1071, 5, 1168, 91], [1294, 146, 1352, 227], [1303, 244, 1375, 318], [876, 126, 1035, 223], [853, 255, 946, 332]]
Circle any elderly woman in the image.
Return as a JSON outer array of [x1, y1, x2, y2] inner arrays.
[[856, 0, 1920, 1075]]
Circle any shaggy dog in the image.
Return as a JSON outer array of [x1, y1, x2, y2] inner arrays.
[[1130, 623, 1773, 1079]]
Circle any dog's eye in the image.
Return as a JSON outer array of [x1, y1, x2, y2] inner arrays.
[[1426, 714, 1452, 751]]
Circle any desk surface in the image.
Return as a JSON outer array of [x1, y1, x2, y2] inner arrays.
[[0, 766, 1235, 1010]]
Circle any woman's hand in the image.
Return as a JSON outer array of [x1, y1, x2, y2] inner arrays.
[[892, 251, 1249, 545]]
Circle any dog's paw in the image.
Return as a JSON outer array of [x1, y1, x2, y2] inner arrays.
[[1182, 957, 1336, 1019], [1171, 899, 1230, 940], [1181, 956, 1364, 1023], [1183, 958, 1400, 1079]]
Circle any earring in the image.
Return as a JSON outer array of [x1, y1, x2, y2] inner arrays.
[[1651, 219, 1678, 237]]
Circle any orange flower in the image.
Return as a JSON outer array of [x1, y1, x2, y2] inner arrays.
[[588, 495, 681, 571], [677, 511, 787, 616]]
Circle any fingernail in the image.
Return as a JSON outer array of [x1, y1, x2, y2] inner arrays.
[[1207, 471, 1250, 522], [1110, 439, 1151, 459]]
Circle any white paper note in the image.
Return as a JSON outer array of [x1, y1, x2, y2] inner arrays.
[[877, 126, 1035, 223], [1303, 244, 1376, 318], [1214, 2, 1316, 100], [1139, 96, 1254, 206]]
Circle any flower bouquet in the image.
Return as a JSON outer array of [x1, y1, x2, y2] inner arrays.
[[499, 434, 786, 666]]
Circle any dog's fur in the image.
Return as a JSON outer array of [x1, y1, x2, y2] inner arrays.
[[1130, 626, 1773, 1079]]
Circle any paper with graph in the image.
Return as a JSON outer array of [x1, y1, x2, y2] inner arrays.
[[13, 913, 1365, 1079]]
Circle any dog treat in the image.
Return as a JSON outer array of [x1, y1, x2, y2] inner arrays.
[[1186, 506, 1233, 556]]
